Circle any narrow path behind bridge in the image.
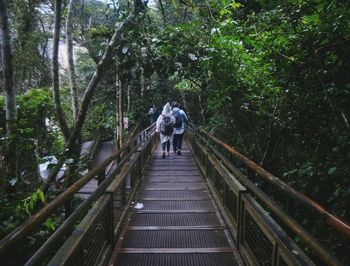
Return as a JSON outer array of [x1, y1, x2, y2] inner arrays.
[[78, 141, 115, 199], [108, 142, 243, 266]]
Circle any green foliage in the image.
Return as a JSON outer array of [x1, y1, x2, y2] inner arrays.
[[1, 188, 46, 238], [89, 25, 114, 38], [15, 88, 53, 137], [83, 103, 116, 140], [0, 87, 58, 242], [146, 0, 350, 261], [10, 0, 52, 90], [1, 0, 349, 263], [43, 218, 55, 231], [21, 188, 46, 217], [75, 51, 97, 81], [1, 87, 58, 157], [0, 194, 21, 238]]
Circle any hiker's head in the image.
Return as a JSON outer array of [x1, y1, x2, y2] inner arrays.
[[162, 103, 172, 115], [172, 101, 179, 108]]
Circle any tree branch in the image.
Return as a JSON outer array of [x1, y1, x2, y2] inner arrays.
[[66, 0, 79, 123], [52, 0, 70, 141], [42, 0, 146, 192], [158, 0, 166, 24]]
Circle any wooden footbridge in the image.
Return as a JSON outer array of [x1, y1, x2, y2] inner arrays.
[[0, 124, 348, 265]]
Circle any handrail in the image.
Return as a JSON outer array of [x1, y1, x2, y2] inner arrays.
[[44, 122, 156, 265], [88, 127, 102, 163], [0, 123, 155, 257], [127, 117, 144, 139], [104, 118, 144, 175], [188, 124, 342, 265], [190, 123, 350, 238]]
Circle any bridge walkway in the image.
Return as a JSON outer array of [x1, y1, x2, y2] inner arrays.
[[108, 142, 243, 266]]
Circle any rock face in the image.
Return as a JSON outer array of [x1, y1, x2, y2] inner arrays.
[[57, 41, 89, 73]]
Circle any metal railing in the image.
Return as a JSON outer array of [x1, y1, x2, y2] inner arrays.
[[1, 121, 346, 265], [0, 123, 158, 265], [46, 126, 157, 265], [187, 124, 342, 265]]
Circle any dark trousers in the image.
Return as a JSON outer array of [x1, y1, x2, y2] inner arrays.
[[173, 133, 184, 151], [162, 140, 170, 152]]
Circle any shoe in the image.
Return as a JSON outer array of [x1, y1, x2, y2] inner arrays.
[[162, 152, 166, 158], [166, 152, 170, 157], [177, 150, 181, 155]]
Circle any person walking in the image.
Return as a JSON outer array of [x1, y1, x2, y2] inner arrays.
[[148, 104, 158, 124], [148, 105, 155, 124], [171, 101, 188, 156], [156, 103, 175, 158]]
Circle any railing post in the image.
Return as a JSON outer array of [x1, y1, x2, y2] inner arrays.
[[121, 179, 126, 206], [97, 171, 105, 185], [237, 191, 246, 249], [272, 241, 279, 266], [125, 171, 131, 189], [205, 151, 209, 180], [105, 190, 116, 244], [136, 146, 142, 178]]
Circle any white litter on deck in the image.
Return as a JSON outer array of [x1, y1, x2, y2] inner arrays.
[[134, 203, 144, 209]]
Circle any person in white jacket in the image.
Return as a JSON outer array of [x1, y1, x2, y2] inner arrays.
[[156, 103, 175, 158], [171, 101, 188, 155]]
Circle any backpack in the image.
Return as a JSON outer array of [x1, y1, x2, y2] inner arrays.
[[160, 115, 173, 135], [173, 109, 183, 128]]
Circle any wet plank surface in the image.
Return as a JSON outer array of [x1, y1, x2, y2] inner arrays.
[[109, 142, 243, 266]]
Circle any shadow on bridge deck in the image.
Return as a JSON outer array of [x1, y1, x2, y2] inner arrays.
[[108, 142, 244, 266]]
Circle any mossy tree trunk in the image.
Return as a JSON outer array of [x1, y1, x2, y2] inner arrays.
[[0, 0, 17, 178], [66, 0, 79, 123]]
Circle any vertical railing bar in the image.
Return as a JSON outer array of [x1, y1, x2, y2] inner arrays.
[[272, 241, 279, 266]]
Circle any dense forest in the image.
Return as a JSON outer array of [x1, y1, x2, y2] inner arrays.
[[0, 0, 349, 264]]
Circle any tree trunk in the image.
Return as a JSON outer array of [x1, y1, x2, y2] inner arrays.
[[65, 0, 81, 217], [52, 0, 70, 141], [66, 0, 79, 123], [0, 0, 17, 136], [65, 0, 145, 153], [180, 90, 190, 119], [197, 93, 205, 123], [140, 65, 145, 100], [42, 0, 146, 192], [115, 71, 120, 148], [118, 78, 124, 147], [127, 84, 131, 113], [0, 0, 17, 178], [114, 69, 124, 148], [14, 0, 40, 92]]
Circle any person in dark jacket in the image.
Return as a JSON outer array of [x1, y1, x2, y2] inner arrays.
[[171, 101, 188, 155]]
